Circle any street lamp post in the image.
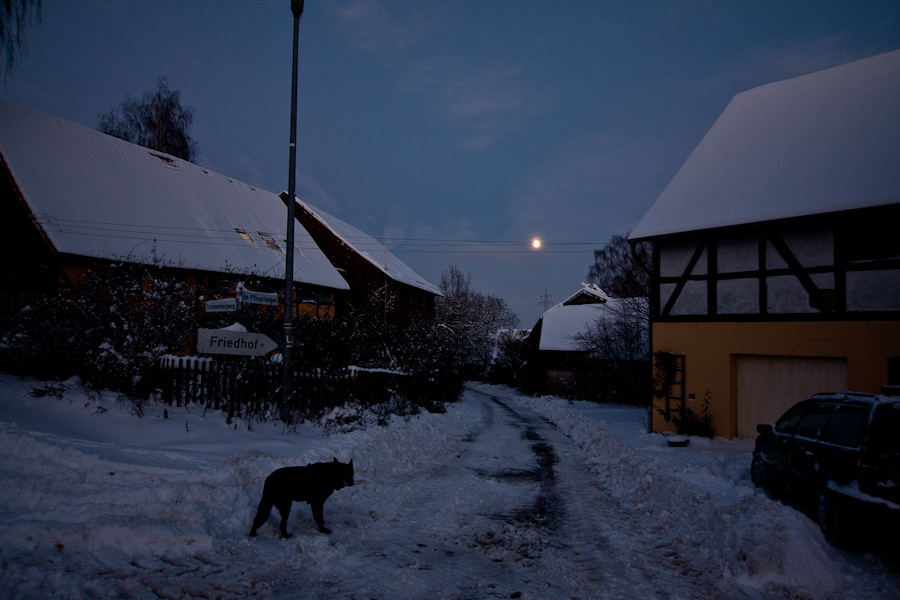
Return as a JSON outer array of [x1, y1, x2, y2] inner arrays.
[[282, 0, 304, 423]]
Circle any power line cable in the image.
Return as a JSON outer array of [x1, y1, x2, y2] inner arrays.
[[34, 216, 610, 254]]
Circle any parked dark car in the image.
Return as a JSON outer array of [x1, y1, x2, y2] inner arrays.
[[751, 392, 900, 542]]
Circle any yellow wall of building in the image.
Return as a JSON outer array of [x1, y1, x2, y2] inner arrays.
[[651, 321, 900, 438]]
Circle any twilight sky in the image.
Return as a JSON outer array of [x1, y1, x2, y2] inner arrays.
[[5, 0, 900, 326]]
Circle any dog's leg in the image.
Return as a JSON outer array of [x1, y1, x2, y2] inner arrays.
[[311, 501, 331, 534], [249, 496, 273, 536], [276, 501, 294, 539]]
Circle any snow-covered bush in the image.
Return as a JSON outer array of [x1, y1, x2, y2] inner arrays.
[[0, 256, 202, 401], [486, 329, 535, 390], [1, 259, 465, 425], [388, 317, 462, 410]]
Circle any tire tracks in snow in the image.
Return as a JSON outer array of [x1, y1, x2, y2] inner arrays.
[[479, 389, 732, 599], [319, 387, 737, 599]]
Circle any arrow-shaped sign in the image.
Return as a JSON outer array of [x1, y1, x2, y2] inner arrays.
[[240, 289, 279, 306], [197, 328, 278, 356]]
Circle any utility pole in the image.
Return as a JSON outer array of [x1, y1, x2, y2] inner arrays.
[[282, 0, 304, 423], [539, 288, 553, 312]]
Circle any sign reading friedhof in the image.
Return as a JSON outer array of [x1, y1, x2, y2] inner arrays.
[[205, 298, 238, 312], [197, 328, 277, 356]]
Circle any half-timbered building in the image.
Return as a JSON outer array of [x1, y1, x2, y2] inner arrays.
[[630, 50, 900, 438]]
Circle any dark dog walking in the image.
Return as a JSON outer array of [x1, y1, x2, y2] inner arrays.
[[249, 458, 354, 538]]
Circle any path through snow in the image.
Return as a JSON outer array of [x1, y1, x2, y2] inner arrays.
[[0, 377, 897, 599]]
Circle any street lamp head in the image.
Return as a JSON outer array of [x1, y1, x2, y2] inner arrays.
[[291, 0, 304, 17]]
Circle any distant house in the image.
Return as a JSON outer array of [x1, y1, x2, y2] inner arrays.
[[0, 101, 349, 320], [528, 284, 648, 396], [630, 50, 900, 438], [282, 194, 441, 322]]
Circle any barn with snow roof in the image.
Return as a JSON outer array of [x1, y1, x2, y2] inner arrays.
[[0, 100, 349, 319], [282, 194, 442, 322], [630, 50, 900, 438], [528, 283, 648, 396]]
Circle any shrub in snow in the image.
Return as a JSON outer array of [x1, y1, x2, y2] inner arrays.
[[388, 317, 462, 408], [1, 257, 465, 427], [0, 255, 214, 402], [485, 328, 537, 391]]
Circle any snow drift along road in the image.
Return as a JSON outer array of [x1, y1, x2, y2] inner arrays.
[[0, 376, 896, 599]]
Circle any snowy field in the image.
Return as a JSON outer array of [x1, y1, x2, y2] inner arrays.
[[1, 373, 897, 599]]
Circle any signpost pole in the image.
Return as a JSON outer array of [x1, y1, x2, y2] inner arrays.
[[282, 0, 304, 423]]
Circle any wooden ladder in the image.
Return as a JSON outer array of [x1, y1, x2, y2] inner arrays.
[[665, 353, 686, 420]]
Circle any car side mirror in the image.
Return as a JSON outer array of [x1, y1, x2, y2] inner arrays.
[[756, 424, 773, 434]]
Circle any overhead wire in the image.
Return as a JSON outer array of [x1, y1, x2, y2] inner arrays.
[[33, 216, 607, 255]]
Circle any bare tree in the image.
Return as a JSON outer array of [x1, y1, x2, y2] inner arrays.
[[577, 233, 653, 402], [98, 77, 198, 162], [587, 233, 652, 298], [1, 0, 42, 84], [436, 265, 520, 375], [572, 297, 650, 404]]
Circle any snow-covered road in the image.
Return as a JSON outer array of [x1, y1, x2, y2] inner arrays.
[[311, 387, 709, 599], [1, 377, 898, 599]]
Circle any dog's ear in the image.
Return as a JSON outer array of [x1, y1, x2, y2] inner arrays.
[[349, 459, 353, 467], [333, 457, 338, 463]]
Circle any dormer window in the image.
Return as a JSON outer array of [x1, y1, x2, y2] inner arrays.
[[258, 232, 282, 252], [235, 229, 255, 246]]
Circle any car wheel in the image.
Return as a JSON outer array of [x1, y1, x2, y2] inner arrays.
[[750, 455, 768, 489], [817, 490, 843, 544]]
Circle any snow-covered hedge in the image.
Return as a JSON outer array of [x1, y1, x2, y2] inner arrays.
[[0, 261, 464, 424]]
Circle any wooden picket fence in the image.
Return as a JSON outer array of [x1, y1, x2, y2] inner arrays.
[[154, 355, 407, 420]]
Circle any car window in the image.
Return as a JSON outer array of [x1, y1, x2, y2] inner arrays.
[[795, 403, 834, 440], [821, 405, 869, 448], [775, 402, 809, 435], [867, 403, 900, 461]]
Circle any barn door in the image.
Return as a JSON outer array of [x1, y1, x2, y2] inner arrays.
[[736, 355, 848, 438]]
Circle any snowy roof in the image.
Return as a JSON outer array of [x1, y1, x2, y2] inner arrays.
[[538, 298, 647, 352], [631, 49, 900, 241], [538, 304, 609, 351], [0, 101, 349, 290], [293, 198, 442, 296], [561, 283, 609, 305]]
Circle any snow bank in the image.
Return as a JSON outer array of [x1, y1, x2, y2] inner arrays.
[[0, 374, 892, 599], [0, 373, 476, 593]]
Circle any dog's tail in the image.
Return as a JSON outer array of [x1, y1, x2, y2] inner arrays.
[[249, 492, 274, 536]]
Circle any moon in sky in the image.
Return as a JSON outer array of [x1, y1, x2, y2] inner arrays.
[[532, 238, 542, 249]]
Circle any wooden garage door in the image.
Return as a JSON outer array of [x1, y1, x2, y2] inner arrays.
[[736, 355, 848, 439]]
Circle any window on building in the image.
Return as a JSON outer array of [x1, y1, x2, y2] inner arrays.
[[258, 232, 283, 252], [235, 229, 255, 246]]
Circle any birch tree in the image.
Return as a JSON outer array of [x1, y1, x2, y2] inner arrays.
[[98, 77, 198, 162], [1, 0, 42, 84]]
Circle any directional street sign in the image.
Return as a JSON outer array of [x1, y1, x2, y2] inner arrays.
[[205, 298, 238, 313], [240, 289, 279, 306], [197, 328, 278, 357]]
